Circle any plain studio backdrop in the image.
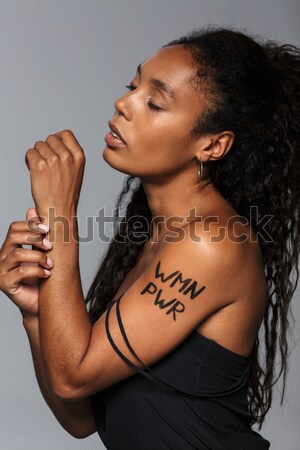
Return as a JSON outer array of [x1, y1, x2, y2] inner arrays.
[[0, 1, 299, 449]]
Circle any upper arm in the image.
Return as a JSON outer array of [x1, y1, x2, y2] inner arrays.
[[63, 224, 245, 400]]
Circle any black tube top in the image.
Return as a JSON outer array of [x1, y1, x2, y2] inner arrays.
[[91, 294, 271, 450]]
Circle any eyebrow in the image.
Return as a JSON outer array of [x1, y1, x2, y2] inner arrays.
[[137, 63, 176, 99]]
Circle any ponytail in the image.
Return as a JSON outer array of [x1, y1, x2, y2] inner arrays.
[[252, 41, 300, 426]]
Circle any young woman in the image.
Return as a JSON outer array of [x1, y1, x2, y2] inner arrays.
[[0, 26, 299, 450]]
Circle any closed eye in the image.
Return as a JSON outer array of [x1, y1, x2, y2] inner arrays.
[[125, 84, 164, 111], [125, 84, 137, 91], [146, 100, 163, 111]]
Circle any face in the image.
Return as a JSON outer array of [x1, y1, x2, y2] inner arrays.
[[103, 45, 208, 180]]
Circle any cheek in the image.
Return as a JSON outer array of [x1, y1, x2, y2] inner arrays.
[[141, 115, 192, 148], [154, 120, 192, 155], [142, 131, 192, 173]]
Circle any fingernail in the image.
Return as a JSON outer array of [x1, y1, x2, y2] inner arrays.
[[43, 238, 53, 249], [38, 224, 49, 233], [46, 257, 54, 268], [44, 269, 51, 276]]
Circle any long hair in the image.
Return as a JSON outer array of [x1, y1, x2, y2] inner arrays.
[[85, 26, 300, 428]]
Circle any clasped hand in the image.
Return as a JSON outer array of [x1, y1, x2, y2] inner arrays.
[[25, 129, 86, 219], [0, 130, 85, 318]]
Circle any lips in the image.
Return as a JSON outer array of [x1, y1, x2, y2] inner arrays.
[[108, 122, 126, 144]]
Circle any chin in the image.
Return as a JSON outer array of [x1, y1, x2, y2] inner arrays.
[[102, 147, 135, 176], [102, 146, 117, 161], [102, 147, 118, 168]]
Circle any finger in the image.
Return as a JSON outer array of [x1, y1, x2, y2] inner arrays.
[[4, 265, 51, 291], [54, 129, 81, 149], [54, 130, 84, 157], [44, 133, 74, 165], [3, 218, 49, 236], [0, 229, 51, 262], [26, 207, 38, 221], [1, 221, 40, 259], [26, 208, 49, 234], [3, 247, 53, 273], [33, 140, 55, 159], [45, 133, 71, 153], [5, 221, 47, 240], [25, 147, 42, 171]]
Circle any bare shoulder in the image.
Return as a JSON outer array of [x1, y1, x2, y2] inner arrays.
[[176, 217, 269, 356], [168, 217, 252, 275], [171, 217, 267, 302]]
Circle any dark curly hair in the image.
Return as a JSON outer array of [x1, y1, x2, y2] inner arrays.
[[85, 25, 300, 428]]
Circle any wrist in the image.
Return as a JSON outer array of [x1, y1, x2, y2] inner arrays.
[[36, 207, 78, 229], [21, 311, 39, 329], [40, 210, 79, 244]]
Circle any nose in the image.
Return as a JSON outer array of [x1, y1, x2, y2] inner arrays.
[[114, 93, 131, 120]]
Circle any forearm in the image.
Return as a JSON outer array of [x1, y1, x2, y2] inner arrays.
[[39, 214, 92, 389], [22, 314, 96, 438]]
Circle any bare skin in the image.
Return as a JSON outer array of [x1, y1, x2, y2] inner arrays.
[[0, 44, 268, 438], [112, 214, 268, 358], [0, 208, 96, 438]]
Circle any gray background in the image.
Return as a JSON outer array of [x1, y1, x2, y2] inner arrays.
[[0, 0, 299, 449]]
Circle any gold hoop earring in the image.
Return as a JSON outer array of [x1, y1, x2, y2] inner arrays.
[[198, 159, 204, 183]]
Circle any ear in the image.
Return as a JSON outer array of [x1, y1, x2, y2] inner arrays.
[[197, 131, 235, 162]]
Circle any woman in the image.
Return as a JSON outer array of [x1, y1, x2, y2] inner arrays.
[[0, 26, 299, 449]]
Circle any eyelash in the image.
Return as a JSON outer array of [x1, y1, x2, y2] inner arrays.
[[125, 84, 163, 111]]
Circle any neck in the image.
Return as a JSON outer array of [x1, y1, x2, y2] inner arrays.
[[141, 171, 219, 244]]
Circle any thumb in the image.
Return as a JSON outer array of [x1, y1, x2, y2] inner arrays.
[[26, 207, 49, 249], [26, 207, 39, 223]]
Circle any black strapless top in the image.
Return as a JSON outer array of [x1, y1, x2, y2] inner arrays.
[[91, 294, 271, 450]]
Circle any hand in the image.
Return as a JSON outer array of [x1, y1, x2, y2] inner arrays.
[[25, 130, 85, 219], [0, 207, 54, 318]]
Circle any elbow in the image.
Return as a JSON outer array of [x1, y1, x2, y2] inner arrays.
[[60, 421, 96, 439], [68, 428, 96, 439], [47, 365, 92, 401], [52, 381, 79, 401], [50, 373, 84, 401]]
